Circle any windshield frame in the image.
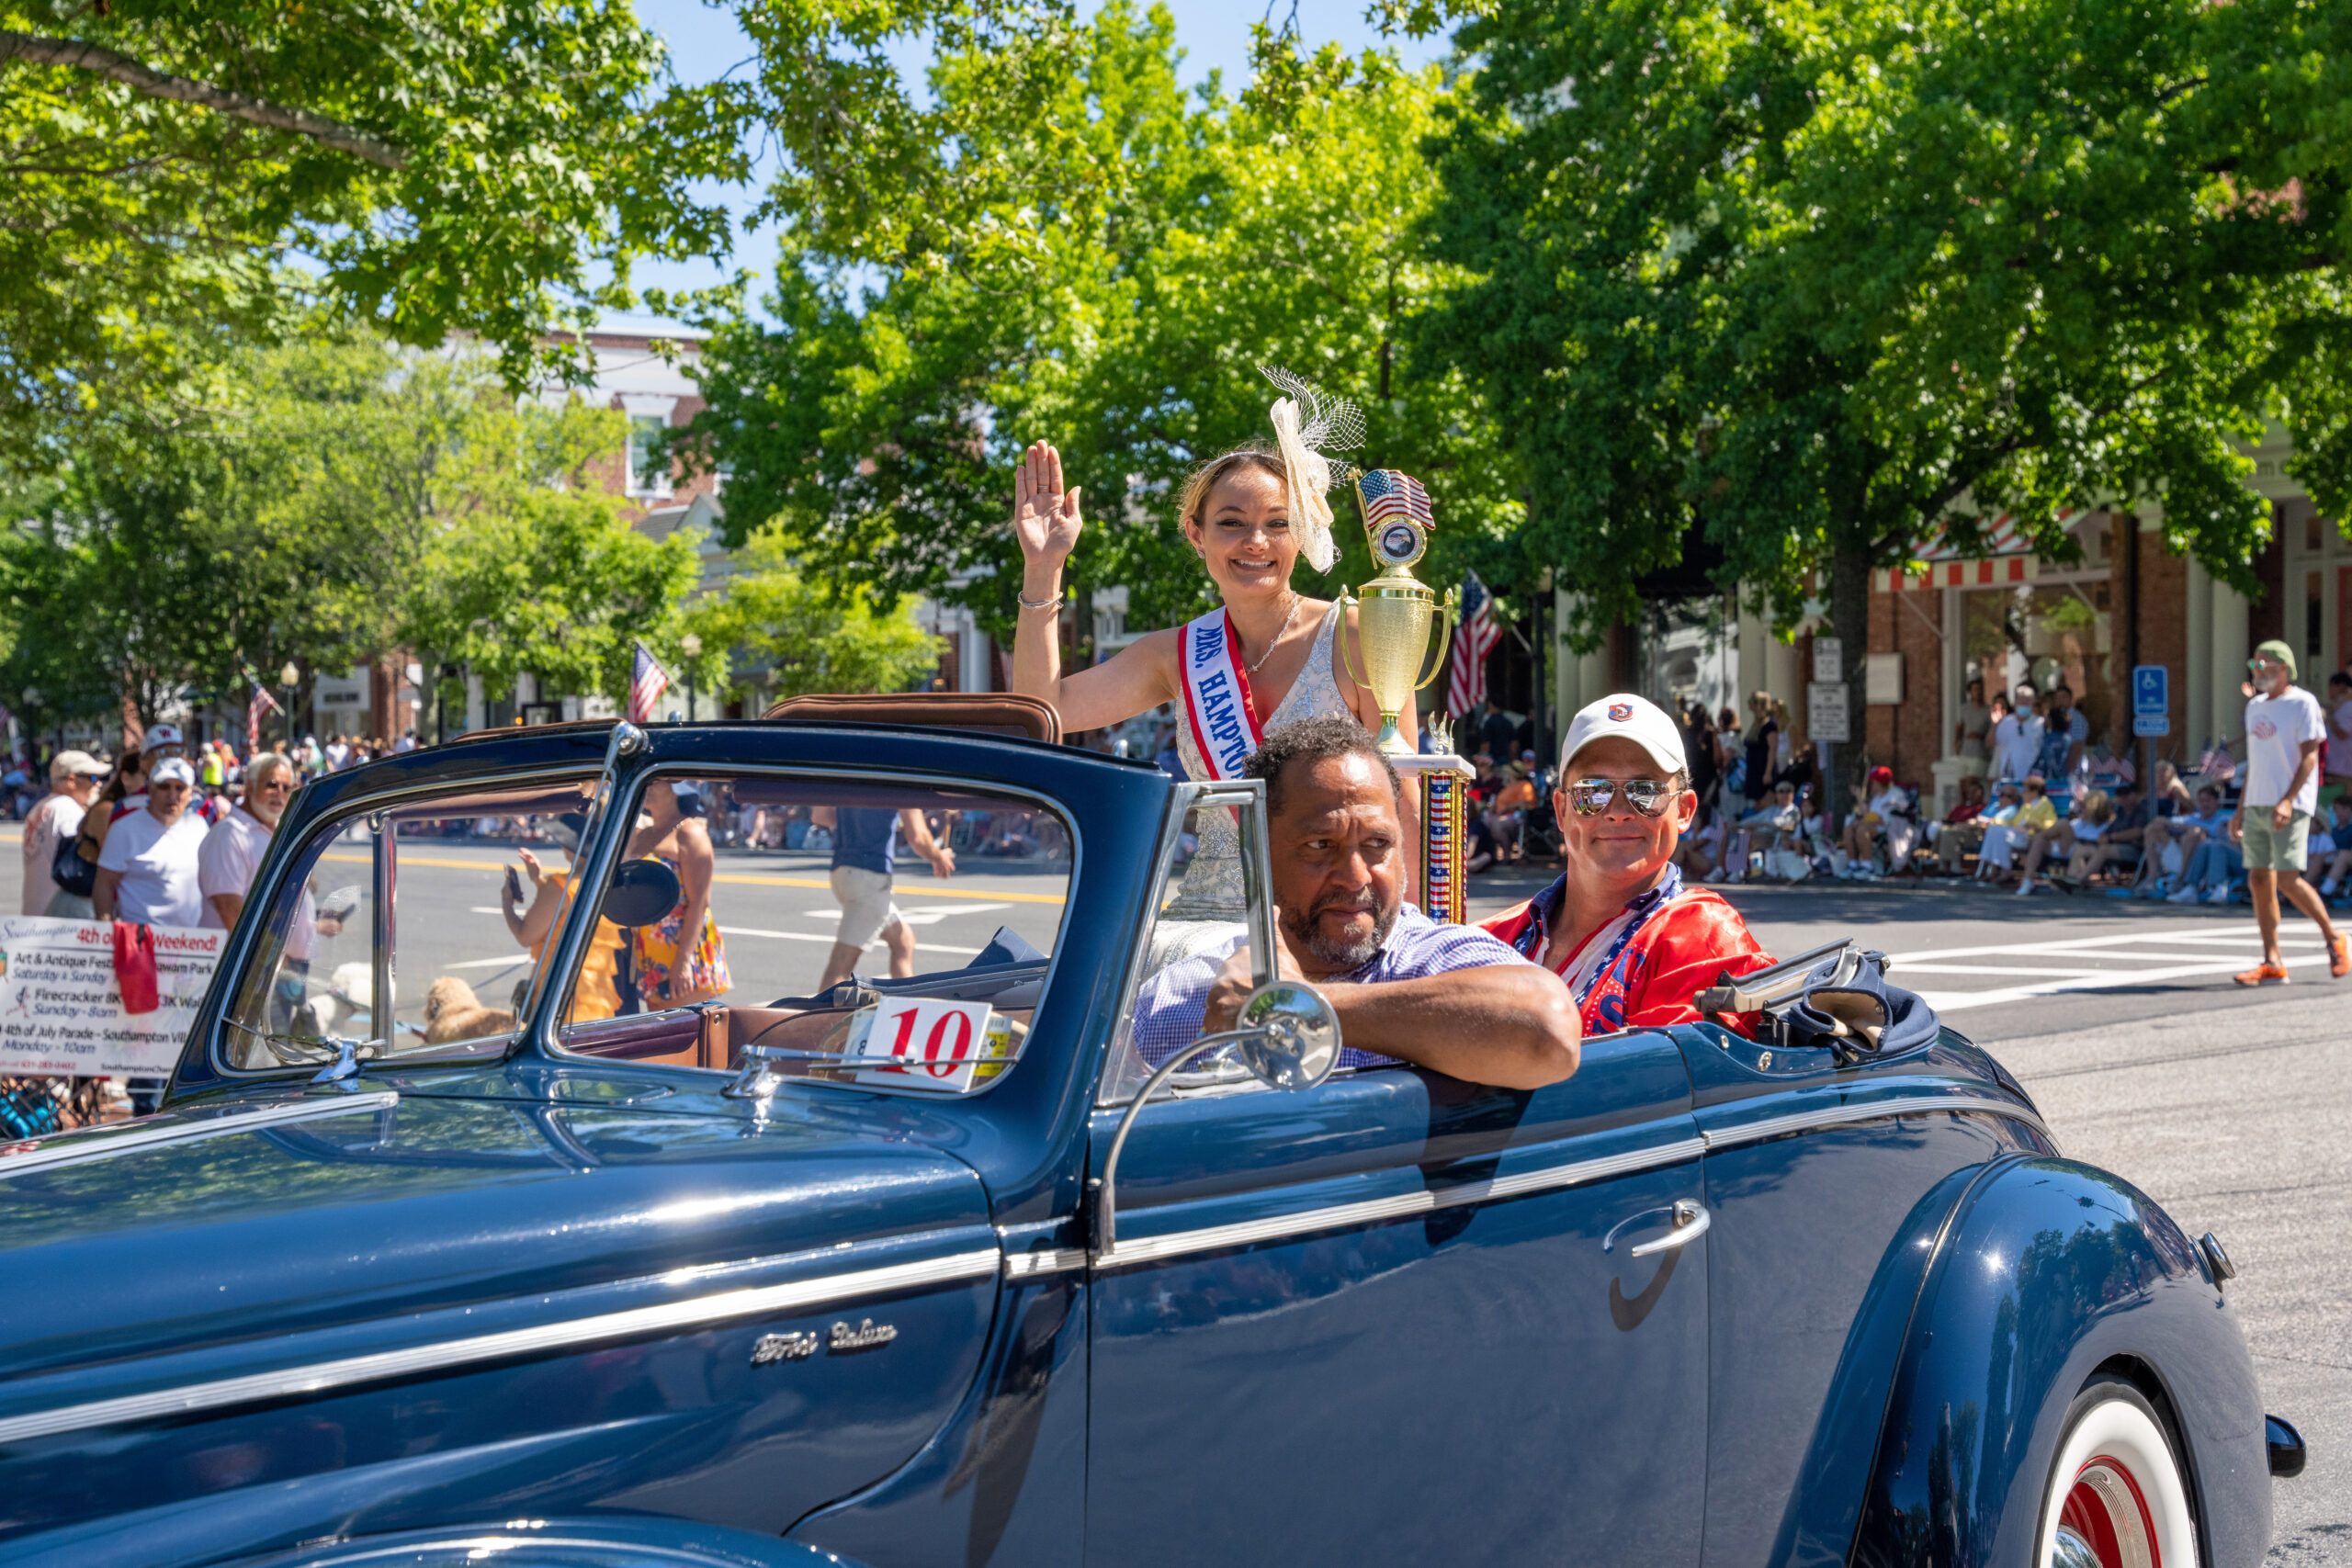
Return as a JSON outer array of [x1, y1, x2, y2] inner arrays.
[[198, 761, 605, 1083], [527, 758, 1083, 1094]]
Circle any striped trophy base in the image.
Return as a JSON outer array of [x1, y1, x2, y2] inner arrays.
[[1395, 753, 1476, 925]]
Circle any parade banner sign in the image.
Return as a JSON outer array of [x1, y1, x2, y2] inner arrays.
[[0, 918, 224, 1077]]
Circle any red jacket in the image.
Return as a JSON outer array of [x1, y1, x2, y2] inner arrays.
[[1480, 872, 1774, 1035]]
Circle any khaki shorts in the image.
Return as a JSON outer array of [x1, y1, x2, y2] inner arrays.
[[830, 864, 904, 949], [2238, 808, 2311, 873]]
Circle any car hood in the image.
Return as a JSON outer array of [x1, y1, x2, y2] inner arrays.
[[0, 1080, 992, 1387]]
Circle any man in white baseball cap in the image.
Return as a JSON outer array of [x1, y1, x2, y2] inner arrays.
[[1480, 693, 1775, 1035], [95, 755, 209, 929]]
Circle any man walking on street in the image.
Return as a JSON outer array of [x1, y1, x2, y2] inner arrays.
[[811, 804, 957, 989], [2233, 640, 2350, 984]]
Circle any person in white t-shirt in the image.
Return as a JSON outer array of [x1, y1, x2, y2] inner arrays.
[[1991, 691, 2043, 783], [22, 749, 106, 916], [94, 757, 209, 927], [2232, 640, 2347, 984]]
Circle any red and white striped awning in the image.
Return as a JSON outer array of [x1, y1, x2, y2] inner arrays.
[[1873, 509, 2076, 592]]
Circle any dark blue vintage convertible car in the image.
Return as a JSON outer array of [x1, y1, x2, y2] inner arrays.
[[0, 704, 2302, 1567]]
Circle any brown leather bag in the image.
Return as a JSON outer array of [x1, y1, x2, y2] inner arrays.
[[763, 692, 1061, 746]]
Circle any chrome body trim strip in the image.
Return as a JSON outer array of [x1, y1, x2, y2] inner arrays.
[[1093, 1135, 1706, 1271], [1699, 1093, 2046, 1152], [1002, 1247, 1090, 1280], [0, 1092, 401, 1181], [0, 1245, 999, 1447]]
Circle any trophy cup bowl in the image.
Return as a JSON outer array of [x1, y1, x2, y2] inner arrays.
[[1342, 577, 1453, 755], [1343, 468, 1474, 920]]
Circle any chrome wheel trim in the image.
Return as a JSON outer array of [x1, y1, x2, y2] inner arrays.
[[2052, 1524, 2107, 1568], [2037, 1392, 2198, 1568]]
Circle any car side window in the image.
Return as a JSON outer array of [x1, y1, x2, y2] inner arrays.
[[1097, 793, 1275, 1108], [546, 772, 1073, 1095], [220, 776, 594, 1070]]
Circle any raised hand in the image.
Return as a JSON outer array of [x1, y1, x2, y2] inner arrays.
[[1012, 441, 1084, 567]]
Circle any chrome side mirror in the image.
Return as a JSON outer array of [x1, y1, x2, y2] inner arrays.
[[1227, 980, 1341, 1090], [1090, 978, 1340, 1260]]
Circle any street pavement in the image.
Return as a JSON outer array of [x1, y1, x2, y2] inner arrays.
[[1468, 870, 2352, 1557], [4, 828, 2342, 1550]]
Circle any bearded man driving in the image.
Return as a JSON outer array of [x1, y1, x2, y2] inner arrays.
[[1131, 716, 1580, 1090], [1482, 694, 1775, 1035]]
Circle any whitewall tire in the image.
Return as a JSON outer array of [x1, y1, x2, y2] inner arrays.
[[2037, 1375, 2199, 1568]]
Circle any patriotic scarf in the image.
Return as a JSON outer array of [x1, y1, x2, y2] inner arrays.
[[1178, 608, 1265, 781], [1523, 863, 1687, 1016]]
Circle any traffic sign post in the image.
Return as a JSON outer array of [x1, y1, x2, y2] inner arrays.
[[2132, 664, 2168, 800], [2131, 665, 2169, 738]]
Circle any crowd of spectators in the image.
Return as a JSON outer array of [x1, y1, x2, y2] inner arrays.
[[1638, 650, 2352, 915]]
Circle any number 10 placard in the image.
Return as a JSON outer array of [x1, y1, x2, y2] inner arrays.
[[849, 998, 1001, 1093]]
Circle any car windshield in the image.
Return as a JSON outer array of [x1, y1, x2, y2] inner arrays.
[[219, 775, 599, 1071], [544, 771, 1074, 1094]]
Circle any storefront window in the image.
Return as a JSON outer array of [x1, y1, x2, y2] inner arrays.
[[1962, 582, 2119, 742]]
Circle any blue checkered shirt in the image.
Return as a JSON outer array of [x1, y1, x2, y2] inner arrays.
[[1130, 905, 1532, 1073]]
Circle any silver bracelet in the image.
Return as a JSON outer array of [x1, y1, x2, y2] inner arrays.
[[1017, 590, 1065, 613]]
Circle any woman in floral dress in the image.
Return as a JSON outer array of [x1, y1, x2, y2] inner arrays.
[[627, 780, 729, 1008]]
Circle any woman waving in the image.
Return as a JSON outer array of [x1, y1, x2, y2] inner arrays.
[[1009, 386, 1413, 916]]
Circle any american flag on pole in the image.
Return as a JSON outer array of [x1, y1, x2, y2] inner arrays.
[[628, 641, 673, 723], [1356, 468, 1434, 530], [1445, 572, 1499, 719], [246, 679, 281, 757]]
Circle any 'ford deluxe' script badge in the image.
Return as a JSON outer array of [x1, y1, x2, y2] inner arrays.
[[751, 1330, 819, 1366], [829, 1317, 898, 1352]]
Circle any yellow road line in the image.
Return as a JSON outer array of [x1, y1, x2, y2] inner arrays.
[[708, 872, 1066, 906], [321, 852, 1067, 906]]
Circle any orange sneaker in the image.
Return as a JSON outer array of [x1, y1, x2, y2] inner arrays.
[[2331, 934, 2350, 979], [2233, 962, 2290, 987]]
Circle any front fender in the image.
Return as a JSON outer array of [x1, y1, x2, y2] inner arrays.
[[1851, 1156, 2269, 1568], [213, 1514, 870, 1568]]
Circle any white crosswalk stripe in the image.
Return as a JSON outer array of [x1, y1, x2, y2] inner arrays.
[[1885, 922, 2335, 1012]]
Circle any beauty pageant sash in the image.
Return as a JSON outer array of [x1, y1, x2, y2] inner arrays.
[[1179, 608, 1264, 781]]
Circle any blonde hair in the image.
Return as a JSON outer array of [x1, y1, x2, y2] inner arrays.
[[2077, 788, 2113, 826], [1176, 442, 1288, 536]]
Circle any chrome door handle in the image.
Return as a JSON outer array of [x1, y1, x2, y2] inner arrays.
[[1628, 1200, 1711, 1258]]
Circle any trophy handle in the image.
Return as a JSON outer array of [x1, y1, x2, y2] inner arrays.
[[1414, 587, 1458, 694], [1336, 591, 1374, 694]]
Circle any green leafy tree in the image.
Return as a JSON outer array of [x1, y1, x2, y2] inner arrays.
[[1414, 0, 2338, 753], [690, 527, 943, 705], [0, 0, 750, 463], [678, 5, 1521, 656], [0, 321, 704, 732]]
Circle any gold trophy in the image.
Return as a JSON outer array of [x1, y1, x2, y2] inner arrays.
[[1339, 470, 1476, 921]]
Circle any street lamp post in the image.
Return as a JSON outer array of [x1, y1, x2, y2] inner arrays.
[[680, 633, 702, 722], [279, 662, 300, 749]]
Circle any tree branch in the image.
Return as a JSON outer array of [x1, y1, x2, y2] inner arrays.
[[0, 28, 409, 170]]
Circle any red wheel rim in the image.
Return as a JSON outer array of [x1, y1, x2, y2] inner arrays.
[[2058, 1452, 2162, 1568]]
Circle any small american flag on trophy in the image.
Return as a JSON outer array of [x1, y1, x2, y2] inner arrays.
[[1355, 468, 1433, 531]]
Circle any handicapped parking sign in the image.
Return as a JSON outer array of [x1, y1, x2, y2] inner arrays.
[[2132, 665, 2169, 737]]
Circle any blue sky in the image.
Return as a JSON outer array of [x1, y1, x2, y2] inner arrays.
[[624, 0, 1445, 309]]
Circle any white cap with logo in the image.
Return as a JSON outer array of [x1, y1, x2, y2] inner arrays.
[[150, 757, 197, 787], [1558, 694, 1688, 777], [141, 723, 185, 751]]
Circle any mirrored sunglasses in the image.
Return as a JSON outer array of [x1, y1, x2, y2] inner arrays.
[[1566, 777, 1679, 817]]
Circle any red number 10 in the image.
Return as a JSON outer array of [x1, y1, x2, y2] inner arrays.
[[881, 1006, 975, 1078]]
